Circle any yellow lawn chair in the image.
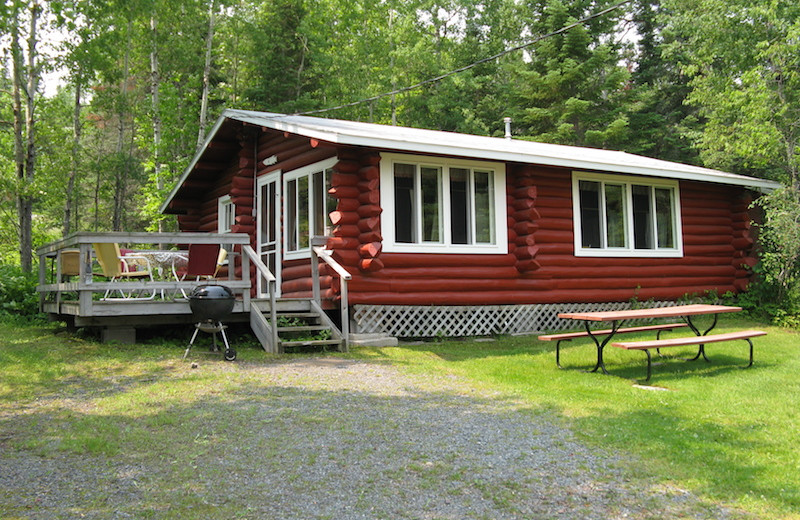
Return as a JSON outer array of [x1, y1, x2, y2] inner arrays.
[[92, 243, 156, 300]]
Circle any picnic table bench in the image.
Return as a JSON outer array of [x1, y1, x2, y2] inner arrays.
[[612, 329, 767, 381], [543, 304, 767, 381], [538, 322, 689, 368]]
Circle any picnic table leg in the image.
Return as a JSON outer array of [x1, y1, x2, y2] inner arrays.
[[584, 320, 619, 375], [642, 349, 653, 382], [555, 339, 569, 369], [744, 338, 754, 368], [683, 314, 716, 363]]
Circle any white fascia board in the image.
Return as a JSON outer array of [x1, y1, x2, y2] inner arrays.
[[229, 110, 781, 191]]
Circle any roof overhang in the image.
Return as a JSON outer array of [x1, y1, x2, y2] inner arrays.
[[162, 109, 782, 214]]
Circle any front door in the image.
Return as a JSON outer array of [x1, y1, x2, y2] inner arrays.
[[256, 172, 281, 297]]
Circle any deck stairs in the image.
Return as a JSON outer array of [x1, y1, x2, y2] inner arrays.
[[249, 298, 344, 353]]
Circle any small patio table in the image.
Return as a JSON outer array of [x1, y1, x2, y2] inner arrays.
[[557, 304, 742, 374]]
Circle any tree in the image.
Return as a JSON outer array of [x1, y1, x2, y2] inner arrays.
[[625, 0, 700, 164], [8, 1, 43, 272], [663, 0, 800, 186], [506, 0, 633, 148]]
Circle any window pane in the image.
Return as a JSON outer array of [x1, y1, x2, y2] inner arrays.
[[394, 163, 416, 243], [655, 187, 675, 248], [266, 183, 276, 243], [632, 185, 653, 249], [579, 181, 602, 248], [474, 170, 494, 244], [420, 166, 442, 242], [325, 168, 336, 236], [450, 168, 470, 244], [287, 179, 298, 251], [313, 171, 324, 241], [605, 184, 626, 248], [298, 175, 309, 249]]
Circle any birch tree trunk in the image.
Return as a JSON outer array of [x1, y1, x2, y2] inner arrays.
[[198, 0, 216, 147], [11, 2, 40, 272], [64, 80, 82, 237], [112, 19, 132, 232], [150, 12, 163, 233]]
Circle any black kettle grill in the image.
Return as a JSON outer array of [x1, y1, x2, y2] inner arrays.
[[184, 284, 236, 361]]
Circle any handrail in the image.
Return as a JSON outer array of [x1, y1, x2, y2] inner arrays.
[[312, 246, 353, 281], [242, 245, 278, 351], [241, 245, 276, 282], [311, 240, 352, 351]]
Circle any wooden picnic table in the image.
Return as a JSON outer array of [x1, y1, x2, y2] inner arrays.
[[557, 304, 742, 375]]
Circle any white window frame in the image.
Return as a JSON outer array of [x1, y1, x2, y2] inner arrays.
[[380, 153, 508, 254], [217, 195, 235, 234], [283, 157, 337, 260], [571, 171, 683, 258]]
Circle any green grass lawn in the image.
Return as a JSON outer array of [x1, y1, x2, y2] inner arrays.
[[351, 315, 800, 519], [1, 316, 798, 519]]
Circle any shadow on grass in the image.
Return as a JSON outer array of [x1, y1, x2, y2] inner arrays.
[[355, 334, 798, 518], [0, 364, 743, 520]]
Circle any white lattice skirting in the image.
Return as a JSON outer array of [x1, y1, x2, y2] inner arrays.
[[351, 301, 680, 338]]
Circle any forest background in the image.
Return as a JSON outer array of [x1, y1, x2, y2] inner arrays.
[[1, 0, 800, 320]]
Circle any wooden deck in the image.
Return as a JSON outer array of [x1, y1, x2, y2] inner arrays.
[[36, 232, 351, 352]]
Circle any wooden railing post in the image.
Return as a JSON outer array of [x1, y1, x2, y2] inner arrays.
[[311, 242, 352, 351], [38, 251, 47, 312], [241, 245, 278, 352], [310, 236, 325, 306]]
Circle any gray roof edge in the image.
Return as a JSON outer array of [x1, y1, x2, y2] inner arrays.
[[224, 110, 781, 191], [162, 110, 780, 214], [160, 112, 234, 214]]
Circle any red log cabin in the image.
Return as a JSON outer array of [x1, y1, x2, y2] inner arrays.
[[161, 110, 780, 338]]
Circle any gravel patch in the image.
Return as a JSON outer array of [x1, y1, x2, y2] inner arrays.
[[0, 358, 745, 519]]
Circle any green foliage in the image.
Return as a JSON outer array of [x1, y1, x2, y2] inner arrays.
[[727, 189, 800, 325], [0, 264, 43, 321], [664, 0, 800, 185]]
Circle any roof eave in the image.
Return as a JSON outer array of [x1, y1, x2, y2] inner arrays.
[[159, 112, 234, 214]]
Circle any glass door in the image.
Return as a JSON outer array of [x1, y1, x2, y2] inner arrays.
[[257, 172, 281, 297]]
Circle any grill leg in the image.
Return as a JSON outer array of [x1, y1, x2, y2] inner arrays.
[[184, 325, 201, 359], [218, 322, 231, 350]]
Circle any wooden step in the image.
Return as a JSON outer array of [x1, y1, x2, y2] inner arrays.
[[279, 339, 343, 349], [277, 325, 329, 333], [252, 298, 311, 313], [278, 312, 319, 320]]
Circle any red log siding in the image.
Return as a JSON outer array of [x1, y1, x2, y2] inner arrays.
[[254, 131, 338, 299], [178, 129, 757, 305], [345, 164, 757, 306]]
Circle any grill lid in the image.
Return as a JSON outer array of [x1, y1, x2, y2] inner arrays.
[[188, 284, 234, 322], [189, 284, 234, 300]]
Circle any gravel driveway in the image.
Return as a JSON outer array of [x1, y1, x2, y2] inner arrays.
[[1, 357, 743, 519]]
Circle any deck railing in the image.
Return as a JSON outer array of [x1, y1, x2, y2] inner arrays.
[[36, 232, 253, 317], [37, 232, 349, 352], [311, 236, 352, 350], [241, 244, 279, 351]]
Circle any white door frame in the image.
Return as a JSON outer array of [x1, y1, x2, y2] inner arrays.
[[256, 171, 282, 298]]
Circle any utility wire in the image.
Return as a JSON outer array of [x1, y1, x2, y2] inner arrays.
[[293, 0, 632, 117]]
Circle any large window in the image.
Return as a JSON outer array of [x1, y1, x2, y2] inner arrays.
[[381, 153, 507, 254], [572, 172, 682, 257], [285, 158, 336, 258]]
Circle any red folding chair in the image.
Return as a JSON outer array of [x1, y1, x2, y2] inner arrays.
[[174, 244, 223, 298]]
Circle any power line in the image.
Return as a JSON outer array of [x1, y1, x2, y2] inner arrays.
[[293, 0, 632, 117]]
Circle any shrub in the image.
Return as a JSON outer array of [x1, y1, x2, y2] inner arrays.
[[0, 264, 43, 321], [741, 188, 800, 326]]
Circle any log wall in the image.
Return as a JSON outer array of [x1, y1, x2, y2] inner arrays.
[[256, 131, 338, 299], [178, 128, 758, 306], [343, 164, 757, 305]]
